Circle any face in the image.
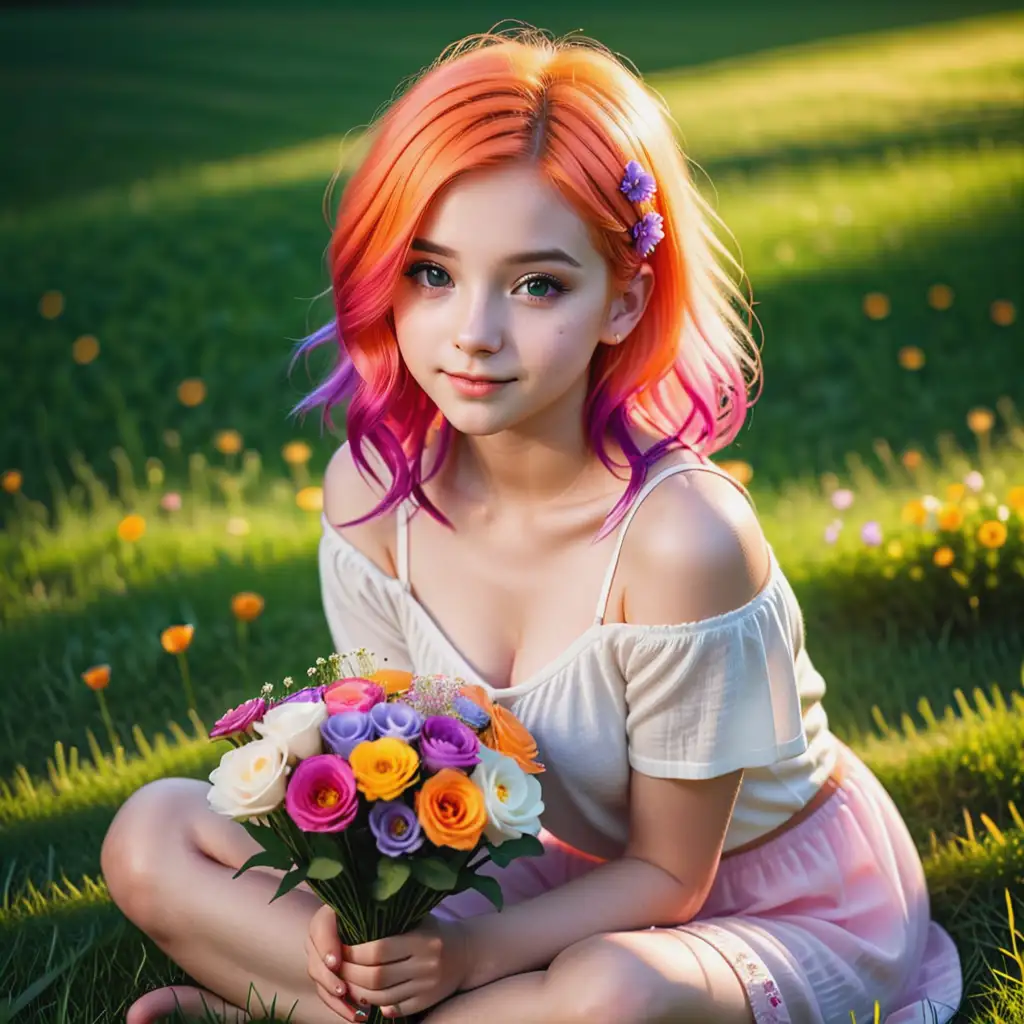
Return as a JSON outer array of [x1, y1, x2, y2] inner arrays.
[[390, 163, 650, 442]]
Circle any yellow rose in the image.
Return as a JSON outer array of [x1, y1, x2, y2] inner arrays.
[[348, 737, 419, 801]]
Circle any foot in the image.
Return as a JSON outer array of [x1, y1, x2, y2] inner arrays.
[[126, 984, 250, 1023]]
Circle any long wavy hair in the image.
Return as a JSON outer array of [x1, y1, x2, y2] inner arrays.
[[290, 24, 762, 543]]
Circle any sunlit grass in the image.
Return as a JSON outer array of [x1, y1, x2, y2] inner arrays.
[[1, 5, 1022, 1021]]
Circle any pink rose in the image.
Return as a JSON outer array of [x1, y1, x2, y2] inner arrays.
[[210, 697, 267, 739], [324, 677, 385, 716], [285, 754, 358, 832]]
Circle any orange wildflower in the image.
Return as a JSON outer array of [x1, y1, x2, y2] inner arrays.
[[177, 378, 207, 407], [72, 334, 100, 364], [933, 546, 955, 568], [977, 521, 1007, 549], [39, 290, 64, 319], [282, 441, 312, 465], [937, 506, 964, 532], [2, 470, 22, 494], [717, 460, 753, 486], [901, 500, 927, 527], [161, 624, 195, 654], [81, 664, 111, 691], [966, 408, 994, 435], [900, 450, 923, 470], [863, 293, 890, 320], [990, 300, 1016, 327], [231, 592, 265, 622], [117, 514, 146, 542], [897, 346, 925, 371], [296, 486, 323, 512], [214, 429, 243, 455], [927, 284, 954, 310]]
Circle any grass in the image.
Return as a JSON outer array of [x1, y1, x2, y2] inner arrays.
[[1, 2, 1023, 1021]]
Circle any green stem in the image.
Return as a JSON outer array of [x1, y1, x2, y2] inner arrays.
[[236, 618, 250, 685], [95, 690, 120, 753], [176, 651, 196, 712]]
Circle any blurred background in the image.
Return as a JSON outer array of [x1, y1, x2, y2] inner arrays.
[[1, 2, 1022, 1021]]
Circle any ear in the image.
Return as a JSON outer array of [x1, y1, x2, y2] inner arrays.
[[599, 264, 656, 347]]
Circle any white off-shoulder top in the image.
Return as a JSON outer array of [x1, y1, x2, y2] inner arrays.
[[319, 460, 840, 859]]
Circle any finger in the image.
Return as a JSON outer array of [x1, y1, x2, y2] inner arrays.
[[340, 957, 421, 994], [305, 933, 349, 1002], [309, 903, 344, 965], [342, 935, 412, 967], [343, 978, 425, 1015], [312, 977, 359, 1022]]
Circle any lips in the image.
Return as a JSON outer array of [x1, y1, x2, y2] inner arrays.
[[446, 373, 514, 384]]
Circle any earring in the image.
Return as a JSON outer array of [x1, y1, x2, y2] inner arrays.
[[613, 333, 621, 343]]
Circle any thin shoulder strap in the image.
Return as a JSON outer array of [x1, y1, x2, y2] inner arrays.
[[593, 461, 757, 625], [396, 501, 411, 591]]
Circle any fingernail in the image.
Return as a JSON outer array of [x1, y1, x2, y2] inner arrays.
[[335, 983, 345, 996], [324, 952, 338, 969]]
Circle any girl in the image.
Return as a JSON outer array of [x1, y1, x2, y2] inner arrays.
[[102, 25, 964, 1024]]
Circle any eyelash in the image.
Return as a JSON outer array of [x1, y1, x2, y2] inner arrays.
[[402, 261, 569, 303]]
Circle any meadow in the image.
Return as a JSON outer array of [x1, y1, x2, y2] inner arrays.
[[1, 3, 1023, 1021]]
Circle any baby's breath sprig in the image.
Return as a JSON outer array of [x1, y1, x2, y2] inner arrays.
[[304, 648, 380, 688]]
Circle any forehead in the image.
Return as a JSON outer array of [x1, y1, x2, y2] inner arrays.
[[415, 163, 595, 255]]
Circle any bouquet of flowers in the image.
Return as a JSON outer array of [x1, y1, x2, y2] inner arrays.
[[206, 649, 546, 1024]]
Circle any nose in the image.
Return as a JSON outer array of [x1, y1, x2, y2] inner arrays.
[[455, 289, 504, 357]]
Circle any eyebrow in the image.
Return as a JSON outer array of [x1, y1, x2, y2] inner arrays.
[[409, 237, 582, 268]]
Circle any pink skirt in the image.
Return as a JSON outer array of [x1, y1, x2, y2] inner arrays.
[[434, 742, 963, 1023]]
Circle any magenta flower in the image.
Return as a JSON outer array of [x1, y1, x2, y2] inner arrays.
[[830, 488, 854, 511], [210, 697, 267, 739], [419, 715, 480, 773], [285, 754, 359, 832], [861, 521, 883, 546]]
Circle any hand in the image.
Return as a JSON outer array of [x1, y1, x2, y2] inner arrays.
[[306, 904, 470, 1020]]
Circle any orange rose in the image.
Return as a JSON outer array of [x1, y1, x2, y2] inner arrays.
[[415, 768, 487, 850], [369, 668, 414, 697], [460, 684, 544, 775]]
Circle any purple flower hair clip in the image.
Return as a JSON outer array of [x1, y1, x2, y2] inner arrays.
[[620, 160, 663, 256], [620, 159, 657, 203]]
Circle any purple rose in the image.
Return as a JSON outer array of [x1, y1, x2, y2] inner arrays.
[[369, 800, 424, 857], [452, 695, 490, 730], [280, 685, 325, 705], [370, 701, 423, 742], [321, 711, 377, 758], [210, 697, 267, 739], [418, 715, 480, 773]]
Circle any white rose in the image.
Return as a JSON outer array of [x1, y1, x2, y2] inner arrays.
[[471, 744, 544, 846], [207, 738, 290, 819], [253, 699, 328, 762]]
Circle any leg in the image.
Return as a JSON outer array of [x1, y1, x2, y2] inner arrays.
[[100, 776, 344, 1024], [423, 928, 754, 1024]]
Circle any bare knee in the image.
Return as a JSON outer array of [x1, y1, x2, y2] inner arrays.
[[101, 776, 208, 938]]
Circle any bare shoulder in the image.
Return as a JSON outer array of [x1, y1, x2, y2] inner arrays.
[[622, 463, 772, 627], [322, 440, 399, 578]]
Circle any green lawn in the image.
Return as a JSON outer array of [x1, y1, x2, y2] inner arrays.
[[1, 4, 1023, 1022]]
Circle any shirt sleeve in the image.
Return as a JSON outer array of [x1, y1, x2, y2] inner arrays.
[[618, 591, 809, 780], [318, 528, 414, 673]]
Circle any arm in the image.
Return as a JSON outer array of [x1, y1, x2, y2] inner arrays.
[[460, 469, 771, 989]]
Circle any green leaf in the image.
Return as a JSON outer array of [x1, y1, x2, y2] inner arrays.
[[232, 848, 293, 879], [270, 864, 309, 903], [486, 833, 545, 868], [373, 858, 412, 901], [240, 820, 291, 859], [307, 857, 344, 880], [467, 874, 503, 911], [308, 834, 342, 860], [411, 857, 459, 892]]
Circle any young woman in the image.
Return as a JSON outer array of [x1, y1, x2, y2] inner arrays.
[[102, 25, 963, 1024]]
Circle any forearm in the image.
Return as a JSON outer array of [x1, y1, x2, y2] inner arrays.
[[458, 855, 700, 990]]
